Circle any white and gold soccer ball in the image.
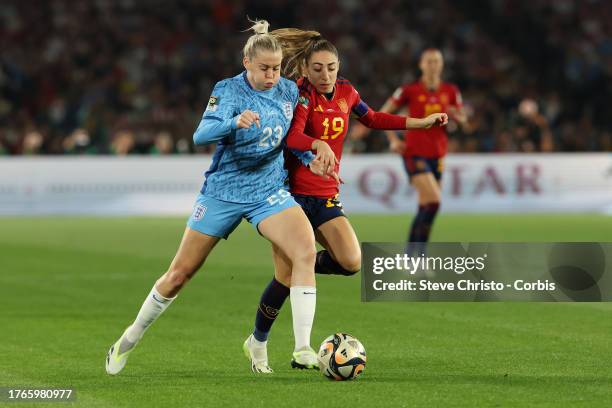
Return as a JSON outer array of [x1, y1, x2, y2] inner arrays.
[[317, 333, 366, 381]]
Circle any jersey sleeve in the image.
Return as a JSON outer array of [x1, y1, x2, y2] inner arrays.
[[193, 80, 239, 145], [389, 85, 409, 106], [289, 149, 315, 166], [350, 86, 406, 130], [285, 91, 318, 151], [203, 80, 238, 121]]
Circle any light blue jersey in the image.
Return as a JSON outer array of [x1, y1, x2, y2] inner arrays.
[[193, 72, 312, 203]]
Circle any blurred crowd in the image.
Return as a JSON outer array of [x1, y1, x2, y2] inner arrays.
[[0, 0, 610, 155]]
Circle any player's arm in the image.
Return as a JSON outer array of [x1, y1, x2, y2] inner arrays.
[[289, 149, 315, 167], [349, 88, 402, 141], [353, 99, 448, 131], [193, 118, 234, 146], [193, 81, 235, 145], [193, 82, 262, 145], [286, 94, 338, 175], [283, 87, 319, 167], [349, 86, 448, 147]]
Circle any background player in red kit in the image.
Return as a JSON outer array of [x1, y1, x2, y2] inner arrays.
[[244, 28, 448, 370], [354, 48, 469, 253]]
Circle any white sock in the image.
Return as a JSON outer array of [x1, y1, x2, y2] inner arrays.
[[126, 285, 176, 342], [290, 286, 316, 351], [250, 336, 267, 348]]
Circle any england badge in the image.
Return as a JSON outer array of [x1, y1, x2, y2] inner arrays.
[[283, 102, 293, 120]]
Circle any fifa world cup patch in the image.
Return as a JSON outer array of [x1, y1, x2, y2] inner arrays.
[[206, 96, 219, 112], [193, 204, 207, 221], [298, 96, 309, 108]]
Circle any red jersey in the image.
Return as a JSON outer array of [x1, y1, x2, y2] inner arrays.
[[285, 77, 407, 198], [391, 81, 462, 158]]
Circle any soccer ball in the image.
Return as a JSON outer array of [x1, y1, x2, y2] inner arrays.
[[317, 333, 366, 381]]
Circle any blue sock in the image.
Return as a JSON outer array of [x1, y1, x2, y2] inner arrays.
[[407, 203, 440, 255], [253, 278, 290, 342]]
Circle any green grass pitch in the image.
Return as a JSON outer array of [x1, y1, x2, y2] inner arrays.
[[1, 214, 611, 407]]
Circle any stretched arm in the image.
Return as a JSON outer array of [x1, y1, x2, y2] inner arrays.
[[349, 98, 402, 141], [352, 96, 447, 154], [354, 100, 448, 131]]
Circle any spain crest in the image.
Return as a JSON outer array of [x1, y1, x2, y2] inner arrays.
[[337, 98, 348, 114]]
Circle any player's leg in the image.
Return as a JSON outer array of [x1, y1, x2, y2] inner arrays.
[[256, 205, 319, 369], [253, 244, 292, 341], [243, 244, 292, 373], [106, 194, 236, 375], [106, 228, 220, 375], [294, 193, 359, 276], [407, 161, 441, 254], [314, 216, 361, 276]]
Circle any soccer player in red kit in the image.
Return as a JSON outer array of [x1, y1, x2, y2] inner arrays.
[[244, 29, 448, 371], [353, 48, 468, 253]]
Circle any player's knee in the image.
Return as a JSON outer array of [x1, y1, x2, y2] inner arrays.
[[427, 200, 441, 211], [165, 264, 197, 289], [423, 197, 441, 207], [338, 252, 361, 274], [288, 241, 316, 268]]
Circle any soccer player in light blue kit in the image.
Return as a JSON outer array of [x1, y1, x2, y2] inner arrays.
[[106, 20, 337, 375]]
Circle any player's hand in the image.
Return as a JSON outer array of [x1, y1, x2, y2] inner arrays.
[[308, 158, 341, 184], [423, 113, 448, 128], [308, 158, 326, 177], [235, 110, 261, 129], [311, 140, 338, 174], [389, 138, 405, 154]]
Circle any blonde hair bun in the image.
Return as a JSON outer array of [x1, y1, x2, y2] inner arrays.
[[248, 19, 270, 35]]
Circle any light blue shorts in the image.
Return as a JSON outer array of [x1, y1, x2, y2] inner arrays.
[[186, 188, 299, 239]]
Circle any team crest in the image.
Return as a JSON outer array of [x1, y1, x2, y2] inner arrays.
[[337, 98, 348, 114], [206, 96, 219, 112], [192, 204, 207, 221], [418, 94, 427, 102], [283, 101, 293, 120], [440, 93, 449, 105]]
